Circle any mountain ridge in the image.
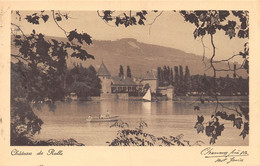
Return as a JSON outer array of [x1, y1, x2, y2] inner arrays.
[[11, 36, 247, 78]]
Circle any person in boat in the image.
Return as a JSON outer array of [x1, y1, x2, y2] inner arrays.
[[106, 111, 110, 118], [99, 114, 103, 119], [88, 115, 92, 119]]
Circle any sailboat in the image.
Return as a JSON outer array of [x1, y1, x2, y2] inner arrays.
[[143, 88, 152, 102]]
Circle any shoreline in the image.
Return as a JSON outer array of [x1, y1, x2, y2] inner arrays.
[[86, 95, 249, 102]]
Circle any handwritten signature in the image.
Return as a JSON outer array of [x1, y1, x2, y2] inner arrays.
[[201, 147, 249, 164]]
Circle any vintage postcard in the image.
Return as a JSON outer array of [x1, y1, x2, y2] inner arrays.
[[0, 0, 260, 165]]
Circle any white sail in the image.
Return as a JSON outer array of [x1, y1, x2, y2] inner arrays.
[[143, 88, 151, 102]]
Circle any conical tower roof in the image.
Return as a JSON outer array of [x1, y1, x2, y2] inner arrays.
[[97, 62, 111, 77], [143, 70, 157, 80]]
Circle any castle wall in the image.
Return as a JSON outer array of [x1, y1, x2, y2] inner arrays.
[[99, 76, 112, 94], [166, 87, 174, 99], [99, 93, 129, 99], [141, 79, 158, 93]]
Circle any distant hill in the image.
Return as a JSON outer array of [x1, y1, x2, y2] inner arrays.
[[11, 36, 248, 78]]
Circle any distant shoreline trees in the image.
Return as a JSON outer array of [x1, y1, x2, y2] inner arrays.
[[119, 65, 124, 78], [157, 65, 248, 96], [127, 65, 132, 78], [118, 65, 132, 78], [157, 66, 174, 87]]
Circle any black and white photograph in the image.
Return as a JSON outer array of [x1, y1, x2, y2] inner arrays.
[[10, 10, 250, 146], [1, 2, 260, 165]]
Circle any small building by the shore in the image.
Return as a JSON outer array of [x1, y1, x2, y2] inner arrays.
[[157, 85, 174, 99]]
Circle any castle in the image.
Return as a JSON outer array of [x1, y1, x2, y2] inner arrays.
[[96, 62, 174, 99]]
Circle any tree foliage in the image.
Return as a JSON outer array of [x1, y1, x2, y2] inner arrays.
[[126, 65, 132, 78], [157, 66, 174, 87], [11, 100, 43, 145], [179, 10, 249, 39], [194, 104, 249, 144], [184, 66, 192, 93], [11, 10, 95, 145], [66, 64, 101, 99], [107, 120, 204, 146], [119, 65, 124, 78], [180, 10, 249, 144]]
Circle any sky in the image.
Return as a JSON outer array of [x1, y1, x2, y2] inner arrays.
[[12, 11, 248, 62]]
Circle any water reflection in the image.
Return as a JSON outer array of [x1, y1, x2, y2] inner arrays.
[[142, 102, 152, 115], [34, 99, 249, 146], [100, 99, 112, 115]]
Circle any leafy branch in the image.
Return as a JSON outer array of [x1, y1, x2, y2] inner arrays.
[[99, 10, 249, 145], [11, 10, 96, 145], [179, 10, 249, 144], [107, 120, 204, 146], [51, 10, 68, 37]]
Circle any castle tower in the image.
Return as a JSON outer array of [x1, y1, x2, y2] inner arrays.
[[97, 62, 112, 95], [141, 70, 158, 93]]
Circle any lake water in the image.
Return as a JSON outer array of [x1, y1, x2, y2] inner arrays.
[[33, 99, 249, 146]]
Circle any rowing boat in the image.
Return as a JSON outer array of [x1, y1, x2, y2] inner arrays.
[[86, 116, 119, 122]]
